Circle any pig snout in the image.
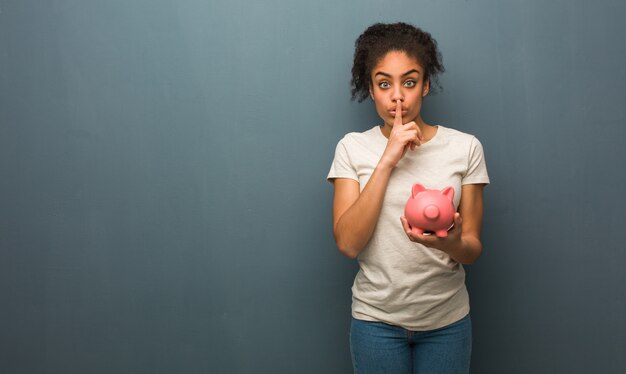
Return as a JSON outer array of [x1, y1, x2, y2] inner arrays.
[[424, 205, 440, 221]]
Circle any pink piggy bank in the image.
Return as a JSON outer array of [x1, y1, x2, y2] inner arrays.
[[404, 184, 455, 237]]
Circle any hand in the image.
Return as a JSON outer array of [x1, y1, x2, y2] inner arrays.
[[379, 100, 423, 168], [400, 212, 463, 255]]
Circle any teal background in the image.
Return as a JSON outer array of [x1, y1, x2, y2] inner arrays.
[[1, 0, 625, 373]]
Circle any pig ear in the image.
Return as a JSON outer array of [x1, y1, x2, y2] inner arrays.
[[412, 183, 426, 198], [442, 186, 455, 201]]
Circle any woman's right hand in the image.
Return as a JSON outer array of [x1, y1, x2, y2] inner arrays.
[[379, 100, 422, 169], [332, 102, 423, 258]]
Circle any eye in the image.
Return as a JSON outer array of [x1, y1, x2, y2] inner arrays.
[[404, 80, 417, 88], [379, 81, 390, 89]]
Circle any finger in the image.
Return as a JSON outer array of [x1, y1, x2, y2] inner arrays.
[[404, 122, 421, 148], [394, 100, 403, 126], [449, 212, 462, 232], [411, 132, 419, 150], [400, 217, 415, 240], [405, 122, 423, 142], [400, 216, 410, 231], [454, 212, 463, 228]]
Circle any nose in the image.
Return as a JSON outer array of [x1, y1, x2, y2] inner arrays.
[[424, 205, 440, 220], [391, 86, 403, 103]]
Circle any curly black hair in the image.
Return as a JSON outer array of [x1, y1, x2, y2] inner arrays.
[[351, 22, 445, 102]]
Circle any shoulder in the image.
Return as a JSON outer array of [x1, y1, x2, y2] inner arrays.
[[334, 126, 382, 152], [338, 126, 380, 144], [437, 125, 485, 152], [437, 125, 479, 144]]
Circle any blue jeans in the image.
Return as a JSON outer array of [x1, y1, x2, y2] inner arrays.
[[350, 314, 472, 374]]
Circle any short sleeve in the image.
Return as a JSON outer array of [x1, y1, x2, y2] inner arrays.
[[462, 137, 490, 185], [327, 137, 358, 183]]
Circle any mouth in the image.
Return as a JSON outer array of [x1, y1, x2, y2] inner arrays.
[[389, 109, 408, 117]]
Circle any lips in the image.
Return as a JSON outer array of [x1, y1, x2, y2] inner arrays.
[[389, 109, 408, 116]]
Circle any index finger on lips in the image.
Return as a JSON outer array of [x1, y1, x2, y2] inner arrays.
[[394, 100, 403, 126]]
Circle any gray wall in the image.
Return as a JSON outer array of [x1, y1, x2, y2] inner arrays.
[[1, 0, 625, 373]]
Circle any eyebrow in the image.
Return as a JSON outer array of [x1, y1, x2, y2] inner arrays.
[[374, 69, 420, 78]]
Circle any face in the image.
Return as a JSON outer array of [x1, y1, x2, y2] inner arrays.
[[369, 50, 430, 128]]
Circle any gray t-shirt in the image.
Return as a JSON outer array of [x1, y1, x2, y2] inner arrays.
[[327, 125, 490, 331]]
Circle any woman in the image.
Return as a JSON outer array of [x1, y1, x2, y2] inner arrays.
[[327, 22, 490, 373]]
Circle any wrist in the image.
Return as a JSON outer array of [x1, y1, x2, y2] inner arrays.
[[447, 237, 482, 265], [376, 157, 396, 171]]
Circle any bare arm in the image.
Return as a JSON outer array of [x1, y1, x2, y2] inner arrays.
[[332, 100, 421, 258], [332, 165, 393, 258]]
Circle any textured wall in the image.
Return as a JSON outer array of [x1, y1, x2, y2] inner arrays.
[[1, 0, 624, 372]]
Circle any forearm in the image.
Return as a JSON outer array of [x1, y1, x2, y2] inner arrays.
[[445, 235, 483, 265], [334, 163, 393, 258]]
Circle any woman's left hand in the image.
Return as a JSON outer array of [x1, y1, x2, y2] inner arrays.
[[400, 213, 463, 256]]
